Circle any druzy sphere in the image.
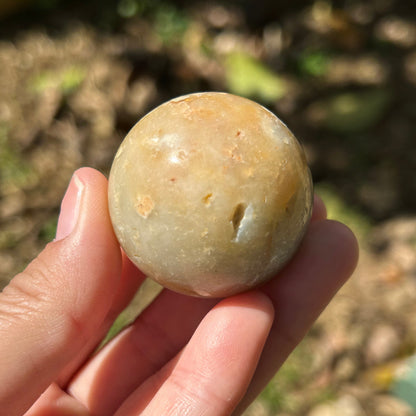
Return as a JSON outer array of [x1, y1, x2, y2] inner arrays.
[[108, 92, 313, 297]]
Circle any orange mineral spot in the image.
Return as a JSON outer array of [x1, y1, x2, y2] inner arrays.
[[135, 195, 154, 218]]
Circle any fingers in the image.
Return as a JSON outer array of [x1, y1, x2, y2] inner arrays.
[[0, 168, 123, 415], [67, 195, 326, 412], [68, 197, 355, 414], [24, 384, 89, 416], [68, 291, 217, 415], [116, 291, 274, 416], [233, 219, 359, 414]]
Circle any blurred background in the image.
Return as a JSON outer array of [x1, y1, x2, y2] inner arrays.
[[0, 0, 416, 414]]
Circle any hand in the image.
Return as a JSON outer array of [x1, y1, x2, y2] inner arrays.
[[0, 168, 358, 416]]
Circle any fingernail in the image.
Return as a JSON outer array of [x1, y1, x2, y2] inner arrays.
[[55, 172, 85, 241]]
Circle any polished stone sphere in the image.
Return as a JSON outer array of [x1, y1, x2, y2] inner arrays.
[[108, 92, 313, 297]]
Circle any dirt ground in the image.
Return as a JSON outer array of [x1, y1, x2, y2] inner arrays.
[[1, 1, 416, 414]]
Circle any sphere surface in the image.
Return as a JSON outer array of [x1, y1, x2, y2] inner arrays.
[[108, 92, 313, 297]]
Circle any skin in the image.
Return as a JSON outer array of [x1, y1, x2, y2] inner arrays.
[[0, 167, 358, 416]]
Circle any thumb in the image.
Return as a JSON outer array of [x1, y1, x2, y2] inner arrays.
[[0, 167, 122, 416]]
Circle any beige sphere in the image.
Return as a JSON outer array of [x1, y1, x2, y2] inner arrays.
[[108, 92, 313, 297]]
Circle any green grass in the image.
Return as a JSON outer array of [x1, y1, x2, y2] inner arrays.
[[224, 52, 287, 103], [0, 126, 35, 194], [117, 0, 146, 18], [253, 337, 338, 414], [38, 215, 58, 242], [311, 89, 391, 133], [315, 183, 372, 240], [154, 3, 189, 44], [30, 65, 86, 95], [256, 341, 317, 413], [297, 50, 331, 77], [0, 227, 20, 250], [117, 0, 189, 44]]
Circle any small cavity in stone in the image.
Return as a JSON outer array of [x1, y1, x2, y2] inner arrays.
[[231, 203, 247, 240], [202, 193, 213, 205]]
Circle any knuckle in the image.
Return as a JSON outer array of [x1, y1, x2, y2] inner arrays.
[[0, 248, 65, 329], [0, 269, 50, 326]]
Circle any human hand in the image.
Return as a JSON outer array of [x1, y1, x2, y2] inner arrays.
[[0, 168, 358, 416]]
